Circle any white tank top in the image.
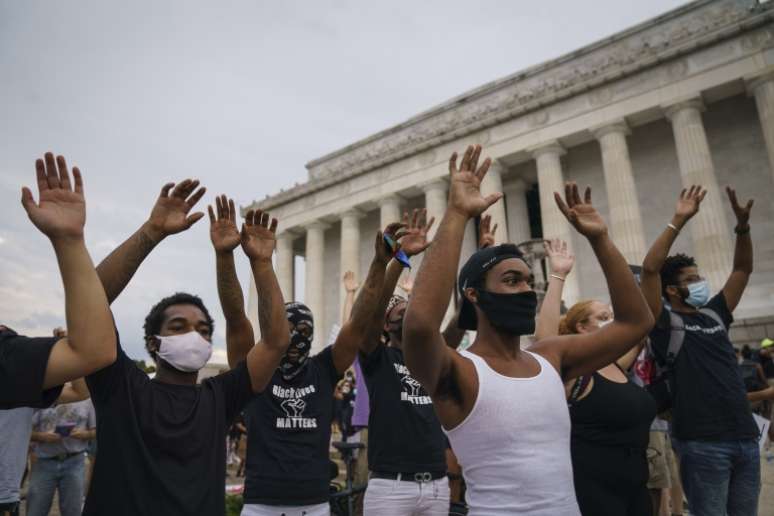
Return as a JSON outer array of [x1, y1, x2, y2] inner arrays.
[[444, 349, 580, 516]]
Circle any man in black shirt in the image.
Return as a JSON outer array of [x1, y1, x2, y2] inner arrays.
[[82, 186, 290, 516], [641, 185, 759, 515], [215, 202, 401, 516], [2, 153, 116, 410], [358, 209, 452, 515]]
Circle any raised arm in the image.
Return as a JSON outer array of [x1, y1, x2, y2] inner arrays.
[[96, 180, 206, 304], [533, 184, 654, 380], [360, 209, 435, 356], [478, 214, 498, 249], [404, 145, 502, 393], [342, 271, 358, 323], [21, 153, 117, 389], [209, 195, 255, 368], [640, 186, 706, 318], [722, 187, 754, 312], [239, 209, 291, 393], [534, 239, 575, 340], [331, 223, 403, 373]]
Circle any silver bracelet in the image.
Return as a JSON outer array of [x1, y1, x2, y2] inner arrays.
[[667, 223, 680, 233], [550, 274, 566, 281]]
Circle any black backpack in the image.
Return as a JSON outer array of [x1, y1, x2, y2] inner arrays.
[[645, 308, 725, 413]]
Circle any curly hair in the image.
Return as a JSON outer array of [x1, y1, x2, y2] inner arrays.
[[660, 253, 697, 297], [143, 292, 214, 358]]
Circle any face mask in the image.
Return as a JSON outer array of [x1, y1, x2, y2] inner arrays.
[[475, 290, 537, 335], [281, 303, 314, 381], [683, 279, 710, 308], [155, 331, 213, 373]]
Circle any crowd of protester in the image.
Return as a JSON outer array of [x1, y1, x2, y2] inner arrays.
[[0, 146, 772, 516]]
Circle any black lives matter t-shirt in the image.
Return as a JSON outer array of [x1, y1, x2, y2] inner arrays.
[[243, 346, 341, 506], [0, 327, 62, 409], [83, 339, 254, 516], [361, 345, 446, 474], [649, 293, 757, 441]]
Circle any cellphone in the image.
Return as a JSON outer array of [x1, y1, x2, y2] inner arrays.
[[55, 424, 76, 437]]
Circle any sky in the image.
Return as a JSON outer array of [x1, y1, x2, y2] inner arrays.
[[0, 0, 688, 363]]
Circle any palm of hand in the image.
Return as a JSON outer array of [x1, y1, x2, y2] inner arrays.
[[31, 189, 85, 239], [569, 205, 607, 237], [149, 198, 191, 235], [242, 226, 275, 260], [401, 230, 428, 256], [675, 199, 699, 219], [211, 220, 240, 252], [450, 173, 489, 217], [549, 253, 574, 275], [343, 275, 358, 292]]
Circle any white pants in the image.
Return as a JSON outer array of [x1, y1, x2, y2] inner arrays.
[[241, 502, 329, 516], [364, 476, 450, 516]]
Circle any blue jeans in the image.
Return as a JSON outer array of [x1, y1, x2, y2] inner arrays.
[[26, 453, 85, 516], [671, 438, 760, 516]]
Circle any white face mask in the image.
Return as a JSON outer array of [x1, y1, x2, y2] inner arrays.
[[155, 331, 213, 373]]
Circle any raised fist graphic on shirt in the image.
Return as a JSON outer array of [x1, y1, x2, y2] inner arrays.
[[281, 398, 307, 418], [401, 375, 423, 397]]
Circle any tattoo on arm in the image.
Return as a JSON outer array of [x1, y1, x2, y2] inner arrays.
[[96, 227, 158, 304]]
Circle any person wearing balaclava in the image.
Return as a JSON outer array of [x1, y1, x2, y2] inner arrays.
[[218, 217, 404, 516], [640, 185, 760, 516], [79, 182, 292, 516], [401, 144, 655, 516]]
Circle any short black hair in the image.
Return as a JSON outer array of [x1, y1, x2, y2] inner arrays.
[[660, 253, 697, 297], [143, 292, 214, 340]]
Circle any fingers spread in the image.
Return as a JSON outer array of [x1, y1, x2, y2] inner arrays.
[[269, 218, 278, 233], [229, 199, 236, 221], [208, 205, 216, 224], [186, 186, 206, 209], [186, 212, 205, 227], [21, 186, 35, 212], [160, 182, 175, 198], [44, 152, 60, 189], [35, 159, 48, 193], [448, 152, 459, 175], [72, 168, 84, 194], [56, 155, 72, 191]]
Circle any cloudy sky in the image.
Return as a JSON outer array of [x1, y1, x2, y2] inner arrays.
[[0, 0, 687, 362]]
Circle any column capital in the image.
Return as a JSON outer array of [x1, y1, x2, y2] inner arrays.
[[304, 220, 330, 232], [529, 141, 566, 159], [502, 177, 529, 194], [377, 193, 404, 206], [338, 207, 365, 221], [276, 232, 297, 244], [419, 178, 448, 194], [591, 119, 630, 140], [663, 96, 705, 121], [745, 69, 774, 96], [487, 159, 507, 174]]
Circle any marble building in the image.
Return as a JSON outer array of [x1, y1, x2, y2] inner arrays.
[[245, 0, 774, 352]]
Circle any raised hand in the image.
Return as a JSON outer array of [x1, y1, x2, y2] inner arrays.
[[22, 153, 86, 242], [726, 186, 753, 227], [478, 214, 498, 249], [674, 185, 706, 224], [376, 222, 408, 265], [544, 238, 575, 277], [240, 209, 278, 263], [554, 183, 608, 240], [208, 195, 240, 254], [399, 208, 435, 257], [343, 271, 359, 293], [145, 179, 207, 241], [448, 145, 503, 219]]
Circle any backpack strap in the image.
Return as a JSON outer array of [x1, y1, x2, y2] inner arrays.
[[666, 311, 686, 367], [698, 308, 726, 332], [568, 375, 592, 406]]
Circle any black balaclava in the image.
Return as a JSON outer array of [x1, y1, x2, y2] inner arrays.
[[281, 302, 314, 381]]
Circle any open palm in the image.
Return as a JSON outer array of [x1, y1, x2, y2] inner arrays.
[[675, 185, 706, 221], [448, 145, 502, 218], [209, 195, 240, 253], [554, 183, 607, 239], [241, 209, 278, 262], [22, 153, 86, 241], [726, 186, 753, 226], [399, 208, 435, 257], [147, 179, 206, 238], [544, 238, 575, 276]]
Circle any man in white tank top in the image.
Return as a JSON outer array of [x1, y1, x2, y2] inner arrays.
[[402, 144, 655, 516]]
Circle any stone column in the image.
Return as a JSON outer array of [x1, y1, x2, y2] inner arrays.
[[503, 178, 532, 245], [532, 142, 580, 306], [339, 209, 363, 311], [664, 98, 732, 291], [421, 179, 448, 240], [592, 120, 647, 264], [304, 222, 328, 352], [379, 194, 402, 228], [479, 160, 509, 245], [275, 233, 295, 301], [747, 72, 774, 183]]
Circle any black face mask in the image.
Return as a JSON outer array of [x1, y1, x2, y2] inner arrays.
[[475, 290, 537, 335]]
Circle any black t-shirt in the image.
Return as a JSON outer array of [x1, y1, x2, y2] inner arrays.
[[360, 345, 446, 474], [0, 327, 62, 409], [83, 339, 254, 516], [649, 293, 757, 441], [243, 345, 341, 506]]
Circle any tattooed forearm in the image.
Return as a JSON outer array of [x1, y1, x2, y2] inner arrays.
[[216, 252, 246, 321], [349, 259, 387, 332], [96, 225, 159, 304], [250, 259, 289, 352]]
